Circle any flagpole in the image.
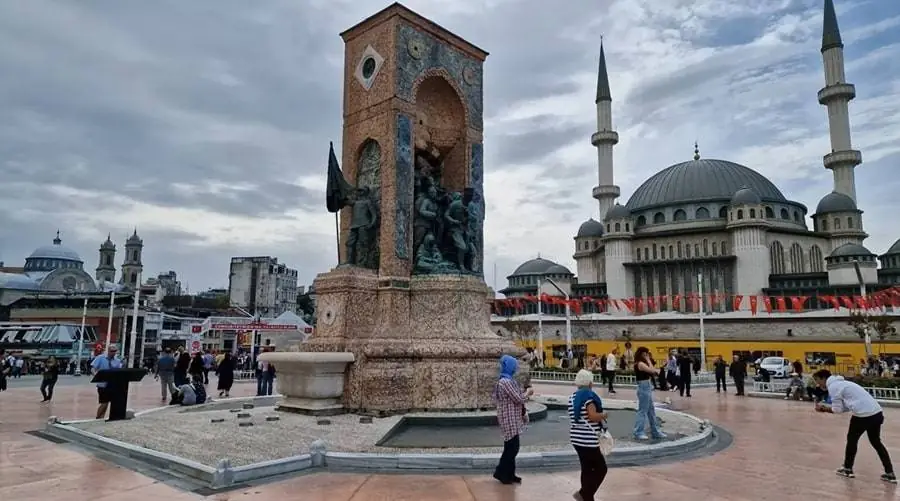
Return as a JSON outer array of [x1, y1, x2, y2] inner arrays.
[[335, 212, 341, 264]]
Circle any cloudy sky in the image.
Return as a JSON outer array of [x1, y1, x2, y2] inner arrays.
[[0, 0, 898, 293]]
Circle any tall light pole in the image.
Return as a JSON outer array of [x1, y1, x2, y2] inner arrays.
[[852, 260, 872, 358], [105, 290, 116, 356], [698, 270, 707, 372], [543, 277, 572, 351], [536, 278, 544, 366], [74, 297, 87, 376], [127, 273, 142, 368]]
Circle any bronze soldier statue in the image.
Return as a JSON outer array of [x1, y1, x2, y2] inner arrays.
[[345, 186, 378, 267]]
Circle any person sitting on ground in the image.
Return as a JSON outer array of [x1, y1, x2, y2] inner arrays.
[[170, 375, 206, 406], [785, 373, 805, 400]]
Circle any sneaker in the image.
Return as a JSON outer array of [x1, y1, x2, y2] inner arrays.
[[784, 397, 790, 400], [572, 492, 584, 501], [652, 432, 668, 440], [882, 473, 897, 484], [634, 434, 650, 440], [835, 467, 855, 478]]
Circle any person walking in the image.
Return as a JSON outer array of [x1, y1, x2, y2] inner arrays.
[[632, 347, 667, 441], [713, 355, 728, 393], [174, 347, 190, 387], [665, 351, 678, 392], [91, 346, 123, 420], [154, 348, 178, 402], [813, 369, 896, 483], [492, 354, 532, 485], [602, 349, 617, 394], [677, 350, 693, 397], [216, 351, 235, 397], [39, 356, 60, 402], [569, 369, 608, 501], [202, 350, 214, 384], [730, 355, 747, 396], [188, 352, 205, 385]]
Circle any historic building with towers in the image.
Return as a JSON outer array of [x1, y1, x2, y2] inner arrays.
[[0, 230, 145, 307], [501, 0, 900, 313]]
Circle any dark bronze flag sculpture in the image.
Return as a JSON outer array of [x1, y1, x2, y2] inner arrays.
[[325, 142, 353, 262]]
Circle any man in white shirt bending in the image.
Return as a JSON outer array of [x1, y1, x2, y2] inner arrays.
[[813, 369, 896, 483]]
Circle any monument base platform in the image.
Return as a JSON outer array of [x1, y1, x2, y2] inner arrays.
[[305, 266, 523, 414]]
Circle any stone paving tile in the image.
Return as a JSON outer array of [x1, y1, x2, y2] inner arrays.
[[1, 378, 900, 500]]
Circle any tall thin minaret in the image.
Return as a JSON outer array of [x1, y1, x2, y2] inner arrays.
[[591, 41, 620, 221], [818, 0, 861, 202]]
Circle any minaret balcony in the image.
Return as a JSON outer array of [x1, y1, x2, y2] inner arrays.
[[591, 130, 619, 146], [823, 149, 862, 169], [818, 83, 855, 105], [592, 185, 621, 200]]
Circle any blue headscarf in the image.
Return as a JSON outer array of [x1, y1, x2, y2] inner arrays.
[[499, 355, 518, 380], [572, 387, 603, 425]]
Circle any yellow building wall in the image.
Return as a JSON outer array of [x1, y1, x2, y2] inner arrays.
[[518, 339, 900, 375]]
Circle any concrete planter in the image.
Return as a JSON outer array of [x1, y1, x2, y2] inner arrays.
[[258, 352, 355, 415]]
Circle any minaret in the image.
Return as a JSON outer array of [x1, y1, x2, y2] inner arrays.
[[120, 229, 143, 288], [591, 41, 620, 221], [818, 0, 861, 202], [95, 234, 117, 283]]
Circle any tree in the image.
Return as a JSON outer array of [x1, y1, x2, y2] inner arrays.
[[871, 314, 897, 342], [500, 319, 536, 343], [296, 293, 315, 317], [848, 311, 868, 340]]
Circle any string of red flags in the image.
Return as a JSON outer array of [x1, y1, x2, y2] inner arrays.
[[490, 286, 900, 316]]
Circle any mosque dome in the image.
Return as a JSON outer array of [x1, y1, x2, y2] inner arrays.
[[730, 186, 762, 205], [576, 218, 604, 238], [625, 158, 787, 211], [24, 233, 84, 272], [509, 257, 573, 277], [885, 238, 900, 256], [815, 191, 858, 214], [604, 203, 631, 221], [828, 243, 874, 258]]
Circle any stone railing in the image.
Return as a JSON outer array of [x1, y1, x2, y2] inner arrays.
[[530, 370, 718, 386], [751, 380, 900, 401]]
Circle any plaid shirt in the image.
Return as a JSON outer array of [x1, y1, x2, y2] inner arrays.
[[493, 378, 527, 441]]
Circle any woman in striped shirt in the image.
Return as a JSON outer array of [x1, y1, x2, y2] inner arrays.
[[492, 354, 532, 484], [568, 369, 609, 501]]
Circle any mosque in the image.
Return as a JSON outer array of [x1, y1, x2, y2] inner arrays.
[[500, 0, 900, 312], [0, 230, 145, 306]]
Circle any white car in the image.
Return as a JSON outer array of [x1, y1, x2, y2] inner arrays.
[[759, 356, 793, 379]]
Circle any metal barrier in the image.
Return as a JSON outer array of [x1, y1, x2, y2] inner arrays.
[[234, 370, 256, 380], [530, 370, 717, 386], [752, 380, 900, 401]]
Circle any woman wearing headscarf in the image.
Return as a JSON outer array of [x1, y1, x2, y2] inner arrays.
[[216, 351, 235, 397], [188, 352, 205, 384], [174, 348, 191, 387], [492, 354, 532, 485], [633, 346, 667, 440], [569, 369, 608, 501]]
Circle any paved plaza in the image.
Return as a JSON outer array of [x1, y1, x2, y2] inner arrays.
[[1, 377, 899, 500]]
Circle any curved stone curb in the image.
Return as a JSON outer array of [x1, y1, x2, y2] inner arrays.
[[747, 391, 900, 408], [532, 378, 721, 390], [43, 395, 717, 490]]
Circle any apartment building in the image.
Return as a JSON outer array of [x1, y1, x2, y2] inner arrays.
[[227, 256, 298, 315]]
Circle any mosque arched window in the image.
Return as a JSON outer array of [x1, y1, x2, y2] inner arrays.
[[614, 223, 621, 232], [712, 242, 718, 256], [721, 240, 727, 255], [834, 217, 841, 230], [809, 245, 824, 273], [625, 223, 630, 231], [780, 208, 789, 219], [669, 245, 674, 258], [717, 207, 726, 219], [770, 242, 786, 274], [750, 209, 756, 218], [606, 224, 610, 233], [653, 212, 665, 224], [696, 207, 710, 219], [685, 245, 691, 258], [703, 239, 709, 257], [677, 241, 682, 258], [790, 243, 805, 273], [765, 206, 775, 218], [660, 246, 666, 259], [636, 215, 646, 227], [793, 211, 801, 222], [737, 209, 744, 220], [673, 209, 687, 221], [847, 217, 853, 229], [821, 218, 828, 231]]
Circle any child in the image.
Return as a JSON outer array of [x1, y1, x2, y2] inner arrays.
[[784, 373, 805, 400]]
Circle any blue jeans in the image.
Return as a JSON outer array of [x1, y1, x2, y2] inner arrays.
[[633, 380, 663, 438], [257, 375, 273, 396]]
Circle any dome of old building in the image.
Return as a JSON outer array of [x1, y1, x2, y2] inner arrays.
[[730, 186, 762, 205], [815, 191, 858, 214], [576, 218, 604, 238], [509, 257, 572, 277], [604, 203, 631, 220]]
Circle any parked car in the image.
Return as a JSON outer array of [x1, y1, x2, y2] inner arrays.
[[759, 356, 792, 379]]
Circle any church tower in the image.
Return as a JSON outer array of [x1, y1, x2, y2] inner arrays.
[[120, 229, 143, 288], [819, 0, 861, 202], [95, 234, 117, 283], [591, 42, 620, 222]]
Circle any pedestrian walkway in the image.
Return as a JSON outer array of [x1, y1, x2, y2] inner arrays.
[[1, 378, 897, 500]]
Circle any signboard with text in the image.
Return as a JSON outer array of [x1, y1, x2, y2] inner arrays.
[[210, 323, 300, 331]]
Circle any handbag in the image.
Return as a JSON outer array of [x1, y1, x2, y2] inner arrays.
[[598, 428, 615, 455]]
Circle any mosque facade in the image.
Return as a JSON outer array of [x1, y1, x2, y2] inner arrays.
[[500, 0, 900, 312], [0, 230, 144, 306]]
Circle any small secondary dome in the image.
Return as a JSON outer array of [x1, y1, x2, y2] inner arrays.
[[510, 257, 572, 276], [883, 238, 900, 256], [604, 203, 631, 221], [730, 186, 761, 205], [815, 191, 857, 214], [27, 233, 83, 263], [576, 218, 604, 238], [626, 158, 787, 211], [0, 272, 40, 291], [828, 243, 874, 258]]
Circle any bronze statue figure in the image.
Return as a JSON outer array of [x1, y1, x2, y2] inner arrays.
[[443, 192, 468, 271], [345, 186, 379, 268]]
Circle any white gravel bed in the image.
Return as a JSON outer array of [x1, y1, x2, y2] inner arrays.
[[71, 403, 703, 467]]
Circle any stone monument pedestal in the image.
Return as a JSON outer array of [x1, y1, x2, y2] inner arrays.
[[305, 267, 521, 414]]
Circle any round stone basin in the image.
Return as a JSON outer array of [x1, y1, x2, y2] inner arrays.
[[378, 409, 681, 448]]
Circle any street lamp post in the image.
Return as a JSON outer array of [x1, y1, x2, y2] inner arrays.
[[105, 291, 116, 356], [698, 271, 707, 372], [127, 273, 142, 368], [74, 297, 87, 376], [852, 260, 872, 358]]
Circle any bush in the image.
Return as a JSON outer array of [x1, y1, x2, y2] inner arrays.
[[849, 376, 900, 389]]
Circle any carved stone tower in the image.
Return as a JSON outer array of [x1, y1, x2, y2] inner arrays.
[[95, 234, 117, 283], [591, 42, 620, 222], [819, 0, 861, 202], [307, 3, 518, 414], [120, 229, 143, 288]]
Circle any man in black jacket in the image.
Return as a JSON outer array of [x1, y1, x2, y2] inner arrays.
[[730, 355, 748, 396], [677, 351, 694, 397], [713, 355, 728, 393]]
